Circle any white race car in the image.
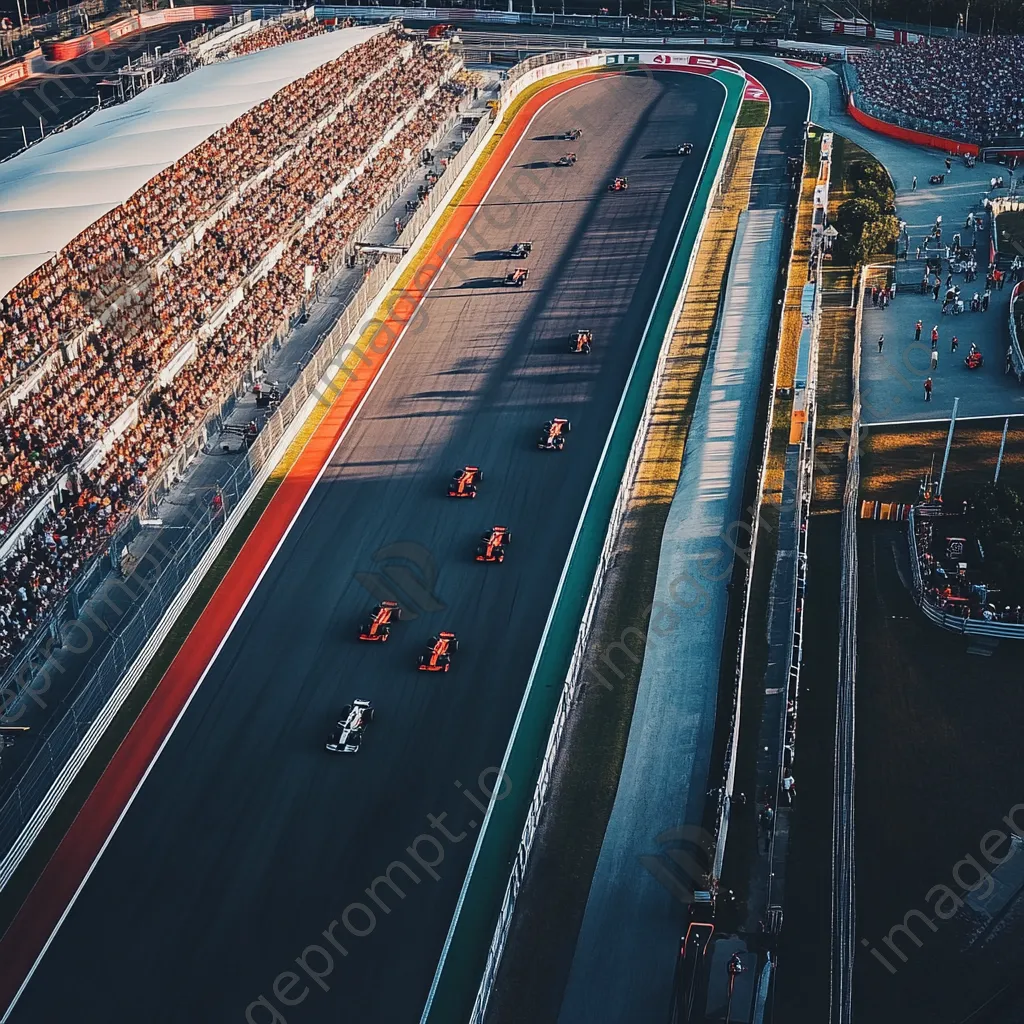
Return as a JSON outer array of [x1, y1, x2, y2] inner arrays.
[[325, 699, 374, 753]]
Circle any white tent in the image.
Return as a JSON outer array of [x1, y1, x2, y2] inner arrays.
[[0, 25, 383, 299]]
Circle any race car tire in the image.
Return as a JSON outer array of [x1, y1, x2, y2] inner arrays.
[[381, 629, 390, 642], [564, 421, 572, 433], [582, 343, 591, 354], [476, 544, 487, 556], [452, 640, 460, 652], [394, 607, 402, 620], [341, 704, 352, 717], [366, 708, 375, 722], [504, 532, 512, 545], [417, 656, 425, 666], [496, 550, 505, 563], [358, 625, 366, 636]]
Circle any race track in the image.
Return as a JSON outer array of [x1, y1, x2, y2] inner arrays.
[[6, 71, 725, 1024]]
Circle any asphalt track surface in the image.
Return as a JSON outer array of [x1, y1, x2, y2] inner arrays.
[[5, 72, 724, 1024]]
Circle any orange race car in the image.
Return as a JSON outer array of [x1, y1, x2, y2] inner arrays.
[[504, 267, 529, 287], [569, 329, 593, 354], [475, 525, 511, 563], [418, 630, 459, 672], [608, 176, 629, 192], [358, 600, 401, 641], [538, 417, 571, 450], [448, 465, 483, 498]]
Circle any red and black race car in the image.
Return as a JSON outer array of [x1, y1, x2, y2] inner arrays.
[[448, 465, 483, 498], [608, 176, 629, 192], [358, 600, 401, 641], [418, 631, 458, 672], [538, 418, 571, 450], [563, 128, 582, 140], [569, 329, 593, 354], [504, 267, 529, 287], [557, 153, 577, 166], [475, 525, 511, 563]]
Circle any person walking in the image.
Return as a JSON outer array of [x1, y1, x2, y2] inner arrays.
[[915, 319, 923, 341], [982, 289, 991, 312], [878, 334, 885, 353], [933, 281, 941, 301], [782, 773, 796, 805], [912, 175, 917, 190], [931, 325, 939, 349], [924, 376, 933, 401], [951, 335, 959, 353], [931, 348, 939, 370]]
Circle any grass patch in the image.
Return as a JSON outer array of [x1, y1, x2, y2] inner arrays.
[[860, 419, 1024, 501], [737, 100, 770, 129], [485, 120, 767, 1024]]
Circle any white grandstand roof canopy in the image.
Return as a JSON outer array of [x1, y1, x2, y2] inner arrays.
[[0, 24, 384, 298]]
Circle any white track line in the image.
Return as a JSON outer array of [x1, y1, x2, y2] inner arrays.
[[1, 76, 598, 1023]]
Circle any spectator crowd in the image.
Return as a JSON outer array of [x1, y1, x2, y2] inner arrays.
[[223, 16, 331, 59], [0, 28, 401, 392], [0, 27, 467, 674], [851, 35, 1024, 145]]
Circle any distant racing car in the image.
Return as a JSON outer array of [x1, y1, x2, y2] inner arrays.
[[418, 631, 458, 672], [538, 418, 571, 450], [358, 600, 401, 642], [569, 329, 593, 354], [507, 241, 533, 259], [475, 525, 511, 563], [608, 176, 628, 192], [504, 267, 529, 287], [448, 465, 483, 498], [677, 142, 693, 155], [325, 699, 374, 753], [558, 153, 577, 166], [563, 128, 582, 140]]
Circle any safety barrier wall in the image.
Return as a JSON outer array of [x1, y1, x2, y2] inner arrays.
[[847, 92, 978, 156], [905, 505, 1024, 638], [0, 81, 482, 875], [413, 59, 746, 1024]]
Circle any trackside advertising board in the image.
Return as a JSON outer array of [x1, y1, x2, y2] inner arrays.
[[604, 51, 768, 102]]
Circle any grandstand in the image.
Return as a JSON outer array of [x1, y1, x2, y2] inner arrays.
[[0, 19, 471, 679], [849, 35, 1024, 146]]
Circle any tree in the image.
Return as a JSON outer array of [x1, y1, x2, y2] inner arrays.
[[968, 483, 1024, 599]]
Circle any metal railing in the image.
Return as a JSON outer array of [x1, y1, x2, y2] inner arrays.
[[906, 505, 1024, 638]]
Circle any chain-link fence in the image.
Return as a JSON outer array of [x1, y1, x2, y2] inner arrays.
[[0, 82, 495, 868]]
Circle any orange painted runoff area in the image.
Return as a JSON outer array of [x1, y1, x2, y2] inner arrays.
[[0, 69, 604, 1012]]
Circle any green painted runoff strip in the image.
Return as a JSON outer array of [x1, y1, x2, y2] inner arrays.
[[422, 68, 745, 1024]]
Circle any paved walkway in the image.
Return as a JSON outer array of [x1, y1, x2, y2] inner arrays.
[[557, 207, 783, 1024], [762, 60, 1024, 426]]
